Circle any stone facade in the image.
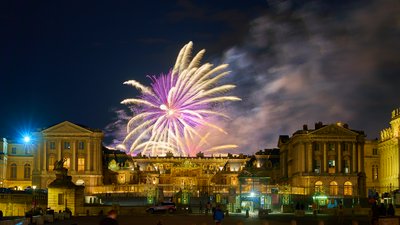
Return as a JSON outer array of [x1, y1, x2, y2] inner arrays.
[[379, 108, 400, 193], [278, 122, 371, 200], [32, 121, 103, 189]]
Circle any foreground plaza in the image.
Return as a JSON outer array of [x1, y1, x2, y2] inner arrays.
[[0, 108, 399, 218]]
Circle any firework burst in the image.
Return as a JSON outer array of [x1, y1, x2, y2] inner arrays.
[[119, 42, 240, 156]]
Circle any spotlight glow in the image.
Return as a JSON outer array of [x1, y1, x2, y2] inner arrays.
[[23, 136, 31, 143]]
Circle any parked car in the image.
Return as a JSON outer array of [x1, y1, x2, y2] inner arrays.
[[146, 202, 176, 213]]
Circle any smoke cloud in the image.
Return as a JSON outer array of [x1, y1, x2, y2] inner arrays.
[[105, 0, 400, 155], [214, 0, 400, 152]]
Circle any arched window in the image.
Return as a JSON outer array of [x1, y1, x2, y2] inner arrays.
[[344, 181, 353, 195], [329, 181, 338, 196], [24, 164, 30, 179], [315, 181, 323, 193], [11, 163, 17, 179]]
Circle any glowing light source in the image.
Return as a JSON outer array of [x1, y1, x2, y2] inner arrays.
[[23, 136, 31, 143]]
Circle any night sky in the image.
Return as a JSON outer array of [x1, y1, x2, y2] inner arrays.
[[1, 0, 399, 153]]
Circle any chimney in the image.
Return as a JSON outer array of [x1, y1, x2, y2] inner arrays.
[[343, 123, 349, 129], [303, 124, 308, 130], [315, 122, 323, 129]]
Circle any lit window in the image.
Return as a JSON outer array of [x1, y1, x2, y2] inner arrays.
[[315, 181, 323, 193], [344, 181, 353, 195], [64, 157, 70, 169], [372, 165, 378, 180], [64, 142, 70, 150], [314, 159, 321, 173], [11, 163, 17, 179], [49, 142, 56, 150], [343, 160, 350, 174], [78, 157, 85, 171], [49, 157, 55, 171], [328, 160, 336, 174], [24, 164, 30, 179], [330, 181, 338, 196]]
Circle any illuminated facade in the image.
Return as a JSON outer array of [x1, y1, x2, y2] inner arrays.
[[278, 122, 375, 205], [31, 121, 104, 189], [0, 138, 34, 189], [2, 108, 400, 211], [379, 108, 400, 193]]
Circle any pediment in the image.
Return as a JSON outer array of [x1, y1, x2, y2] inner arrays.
[[42, 121, 93, 135], [310, 124, 359, 137]]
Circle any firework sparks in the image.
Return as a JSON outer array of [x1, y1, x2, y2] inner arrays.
[[120, 42, 240, 156]]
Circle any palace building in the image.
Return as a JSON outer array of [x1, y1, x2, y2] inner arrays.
[[379, 108, 400, 193], [0, 107, 399, 214], [278, 122, 378, 207]]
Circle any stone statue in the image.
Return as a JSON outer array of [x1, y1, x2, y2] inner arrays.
[[53, 158, 68, 177], [54, 158, 66, 170]]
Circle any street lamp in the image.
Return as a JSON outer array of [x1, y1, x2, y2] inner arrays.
[[23, 136, 31, 143], [32, 185, 37, 213]]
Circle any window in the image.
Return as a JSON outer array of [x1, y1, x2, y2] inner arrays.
[[344, 181, 353, 195], [328, 143, 335, 151], [342, 142, 350, 152], [11, 147, 16, 154], [11, 163, 17, 179], [24, 164, 30, 179], [329, 181, 338, 196], [314, 159, 321, 173], [58, 193, 64, 205], [78, 141, 85, 150], [49, 157, 55, 171], [63, 142, 70, 150], [49, 142, 56, 150], [315, 181, 323, 193], [372, 165, 378, 180], [64, 157, 71, 169], [372, 149, 378, 155], [343, 159, 350, 174], [328, 160, 336, 173], [312, 142, 321, 151], [24, 146, 30, 155], [78, 157, 85, 171]]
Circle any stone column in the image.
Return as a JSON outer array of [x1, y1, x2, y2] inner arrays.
[[57, 140, 62, 161], [42, 140, 47, 170], [338, 142, 342, 173], [352, 143, 357, 173], [72, 140, 76, 171], [34, 141, 42, 172], [93, 140, 97, 172], [359, 143, 364, 172], [323, 142, 327, 173], [86, 140, 91, 171], [307, 143, 313, 172], [303, 143, 306, 172]]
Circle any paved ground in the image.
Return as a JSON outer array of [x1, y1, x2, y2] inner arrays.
[[47, 213, 379, 225]]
